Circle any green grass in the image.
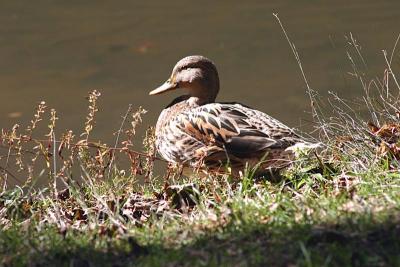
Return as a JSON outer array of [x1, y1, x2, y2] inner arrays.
[[1, 157, 400, 266]]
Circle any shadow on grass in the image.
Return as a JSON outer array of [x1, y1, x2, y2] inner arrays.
[[145, 218, 400, 267], [1, 214, 399, 267]]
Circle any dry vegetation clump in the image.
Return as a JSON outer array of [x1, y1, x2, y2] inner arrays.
[[0, 89, 221, 242], [0, 90, 153, 189], [311, 33, 400, 174]]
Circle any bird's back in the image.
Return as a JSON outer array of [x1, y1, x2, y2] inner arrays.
[[155, 99, 304, 173]]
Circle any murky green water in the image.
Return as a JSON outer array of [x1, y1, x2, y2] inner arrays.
[[1, 1, 399, 183]]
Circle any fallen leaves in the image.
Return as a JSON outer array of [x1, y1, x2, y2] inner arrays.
[[122, 192, 169, 224], [368, 122, 400, 159]]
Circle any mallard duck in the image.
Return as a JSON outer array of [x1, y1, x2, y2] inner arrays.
[[150, 55, 310, 175]]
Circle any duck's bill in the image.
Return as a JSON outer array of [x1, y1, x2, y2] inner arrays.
[[149, 81, 177, 95]]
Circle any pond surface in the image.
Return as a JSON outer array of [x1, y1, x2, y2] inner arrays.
[[0, 1, 399, 181]]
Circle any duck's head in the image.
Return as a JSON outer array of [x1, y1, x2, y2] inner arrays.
[[149, 55, 220, 104]]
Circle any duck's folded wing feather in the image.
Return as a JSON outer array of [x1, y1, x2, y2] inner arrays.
[[172, 103, 298, 159]]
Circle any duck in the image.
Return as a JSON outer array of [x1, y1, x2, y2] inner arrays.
[[150, 55, 311, 176]]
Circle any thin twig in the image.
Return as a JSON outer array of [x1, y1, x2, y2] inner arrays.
[[273, 13, 311, 91], [273, 13, 319, 125], [389, 33, 400, 65], [107, 104, 133, 178], [2, 144, 12, 191], [53, 131, 57, 196], [0, 136, 166, 162], [383, 50, 400, 91]]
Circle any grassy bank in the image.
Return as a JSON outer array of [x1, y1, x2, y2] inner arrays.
[[1, 35, 400, 266], [1, 159, 400, 266]]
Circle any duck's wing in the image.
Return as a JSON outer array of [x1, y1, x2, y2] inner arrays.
[[171, 103, 301, 162]]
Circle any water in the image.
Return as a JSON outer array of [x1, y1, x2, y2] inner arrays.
[[0, 1, 399, 182]]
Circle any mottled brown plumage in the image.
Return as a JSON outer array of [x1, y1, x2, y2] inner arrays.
[[150, 55, 309, 175]]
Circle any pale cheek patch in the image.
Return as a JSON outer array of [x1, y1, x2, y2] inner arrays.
[[177, 68, 203, 83]]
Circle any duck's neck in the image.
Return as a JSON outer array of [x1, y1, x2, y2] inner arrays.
[[186, 80, 219, 105], [166, 94, 214, 109], [187, 96, 214, 106]]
